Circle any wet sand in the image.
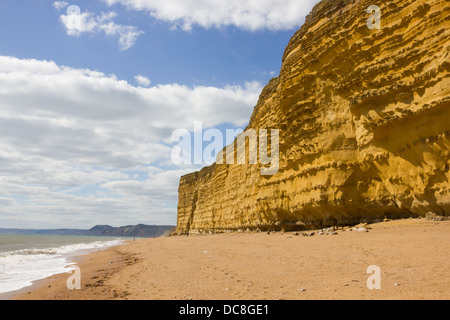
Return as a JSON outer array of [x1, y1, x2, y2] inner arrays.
[[11, 219, 450, 300]]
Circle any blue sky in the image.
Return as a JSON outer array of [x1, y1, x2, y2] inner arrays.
[[0, 0, 318, 229], [0, 0, 293, 86]]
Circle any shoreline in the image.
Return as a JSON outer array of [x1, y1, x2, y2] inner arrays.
[[1, 240, 131, 300], [10, 219, 450, 300]]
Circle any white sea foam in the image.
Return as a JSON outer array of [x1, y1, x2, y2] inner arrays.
[[0, 239, 125, 294]]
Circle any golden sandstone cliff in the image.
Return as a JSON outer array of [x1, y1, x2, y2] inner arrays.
[[177, 0, 450, 234]]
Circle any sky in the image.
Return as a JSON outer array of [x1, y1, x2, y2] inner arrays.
[[0, 0, 318, 229]]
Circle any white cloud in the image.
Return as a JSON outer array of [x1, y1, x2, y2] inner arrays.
[[53, 1, 69, 11], [59, 10, 144, 50], [102, 0, 319, 31], [135, 75, 151, 87], [0, 56, 262, 228]]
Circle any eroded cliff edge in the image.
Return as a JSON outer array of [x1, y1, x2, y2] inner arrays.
[[177, 0, 450, 234]]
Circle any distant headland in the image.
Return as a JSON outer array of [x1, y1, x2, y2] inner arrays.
[[0, 224, 175, 238]]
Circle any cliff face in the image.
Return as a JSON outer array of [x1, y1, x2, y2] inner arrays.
[[177, 0, 450, 234]]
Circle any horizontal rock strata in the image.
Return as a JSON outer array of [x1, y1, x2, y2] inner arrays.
[[177, 0, 450, 234]]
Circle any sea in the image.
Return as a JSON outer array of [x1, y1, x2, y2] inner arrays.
[[0, 233, 127, 295]]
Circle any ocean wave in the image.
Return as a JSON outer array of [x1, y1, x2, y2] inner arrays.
[[0, 239, 125, 294], [1, 248, 58, 257], [0, 239, 124, 258]]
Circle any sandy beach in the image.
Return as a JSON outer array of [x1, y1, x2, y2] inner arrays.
[[11, 219, 450, 300]]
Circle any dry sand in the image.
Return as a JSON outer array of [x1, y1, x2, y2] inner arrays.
[[11, 219, 450, 300]]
